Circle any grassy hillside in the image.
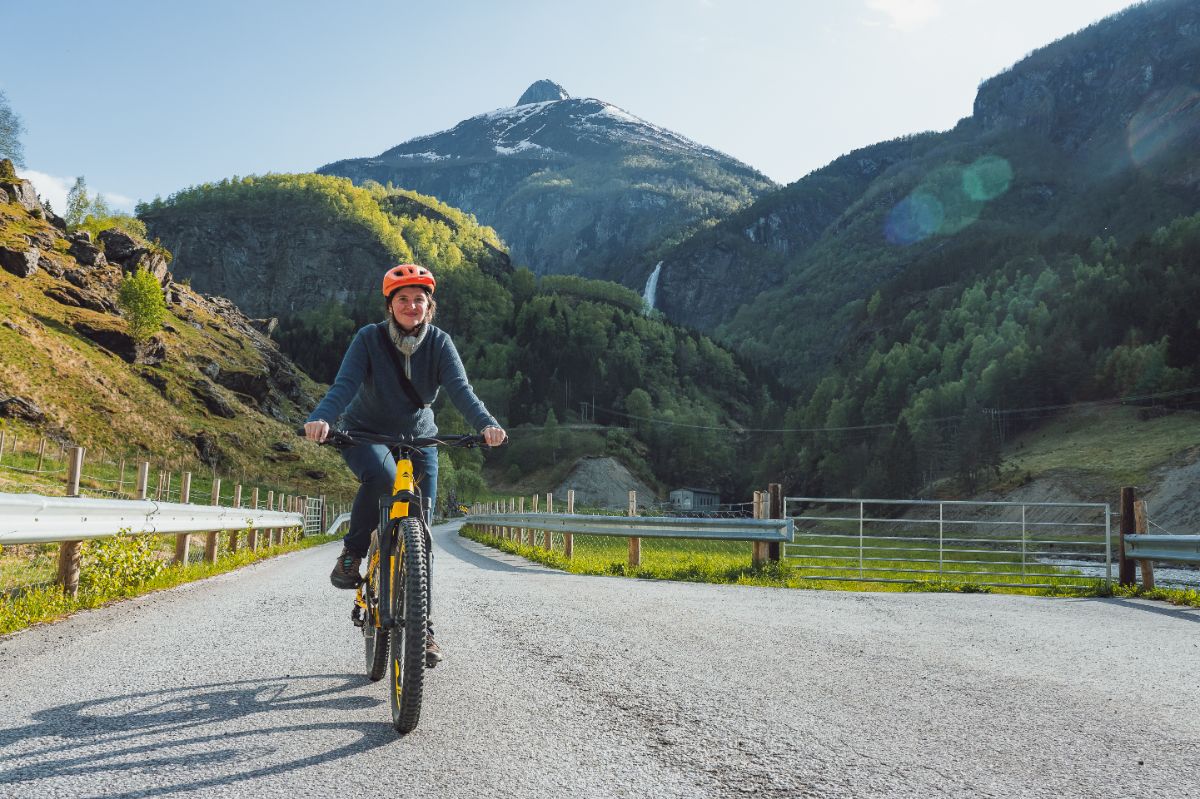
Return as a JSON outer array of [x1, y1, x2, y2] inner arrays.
[[0, 199, 355, 502]]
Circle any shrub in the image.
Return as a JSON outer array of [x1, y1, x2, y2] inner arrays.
[[117, 266, 168, 343]]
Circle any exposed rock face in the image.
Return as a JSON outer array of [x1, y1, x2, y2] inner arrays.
[[99, 228, 170, 283], [0, 245, 39, 278], [0, 177, 40, 213], [0, 395, 46, 424], [318, 82, 775, 289], [517, 79, 570, 105]]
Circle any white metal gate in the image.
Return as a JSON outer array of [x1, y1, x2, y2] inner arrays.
[[785, 497, 1112, 589]]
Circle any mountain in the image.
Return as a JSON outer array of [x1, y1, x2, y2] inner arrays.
[[653, 0, 1200, 379], [316, 80, 775, 288]]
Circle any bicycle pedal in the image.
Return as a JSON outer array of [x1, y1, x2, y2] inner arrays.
[[350, 606, 364, 627]]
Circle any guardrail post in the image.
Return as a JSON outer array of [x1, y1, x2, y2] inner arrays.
[[628, 490, 641, 568], [768, 483, 783, 562], [1118, 487, 1136, 587], [1133, 499, 1154, 589], [565, 490, 574, 559], [544, 493, 553, 550], [175, 473, 193, 564], [205, 478, 221, 563], [57, 446, 86, 597]]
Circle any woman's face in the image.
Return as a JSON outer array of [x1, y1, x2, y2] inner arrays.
[[390, 287, 430, 331]]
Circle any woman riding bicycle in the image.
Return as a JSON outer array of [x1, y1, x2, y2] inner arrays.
[[303, 264, 506, 657]]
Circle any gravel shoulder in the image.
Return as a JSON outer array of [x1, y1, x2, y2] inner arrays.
[[0, 522, 1197, 798]]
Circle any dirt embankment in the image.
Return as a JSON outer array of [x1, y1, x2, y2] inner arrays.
[[553, 456, 657, 511]]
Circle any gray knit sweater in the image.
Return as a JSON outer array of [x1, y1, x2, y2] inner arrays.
[[306, 322, 498, 437]]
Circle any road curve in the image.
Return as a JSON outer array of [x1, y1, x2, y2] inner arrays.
[[0, 521, 1197, 798]]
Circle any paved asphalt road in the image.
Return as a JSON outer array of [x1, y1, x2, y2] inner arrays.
[[0, 521, 1197, 798]]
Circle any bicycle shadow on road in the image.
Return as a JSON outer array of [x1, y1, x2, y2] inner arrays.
[[0, 673, 403, 799]]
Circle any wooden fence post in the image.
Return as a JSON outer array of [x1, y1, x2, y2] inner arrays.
[[565, 490, 575, 559], [36, 438, 46, 472], [518, 496, 525, 544], [628, 490, 641, 568], [136, 461, 150, 500], [57, 447, 86, 597], [752, 490, 766, 567], [0, 430, 6, 462], [529, 494, 538, 546], [768, 483, 783, 562], [175, 473, 192, 564], [249, 487, 260, 550], [266, 491, 276, 546], [1133, 499, 1154, 590], [545, 493, 554, 550], [1118, 486, 1136, 587], [205, 478, 221, 563], [229, 484, 243, 552]]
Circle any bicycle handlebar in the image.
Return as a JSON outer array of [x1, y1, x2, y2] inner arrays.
[[295, 428, 491, 450]]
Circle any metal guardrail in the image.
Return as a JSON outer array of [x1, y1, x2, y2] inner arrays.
[[1124, 534, 1200, 564], [0, 492, 303, 545], [325, 512, 350, 537], [466, 512, 793, 541]]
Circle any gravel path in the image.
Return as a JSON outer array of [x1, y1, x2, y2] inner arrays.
[[0, 521, 1197, 798]]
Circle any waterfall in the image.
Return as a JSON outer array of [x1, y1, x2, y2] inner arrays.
[[642, 261, 663, 314]]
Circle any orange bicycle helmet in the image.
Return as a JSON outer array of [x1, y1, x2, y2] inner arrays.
[[382, 264, 436, 297]]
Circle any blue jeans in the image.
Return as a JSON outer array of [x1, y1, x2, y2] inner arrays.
[[341, 444, 438, 557]]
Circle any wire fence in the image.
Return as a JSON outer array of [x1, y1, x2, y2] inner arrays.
[[784, 496, 1111, 590]]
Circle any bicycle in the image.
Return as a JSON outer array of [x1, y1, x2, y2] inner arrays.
[[310, 428, 489, 733]]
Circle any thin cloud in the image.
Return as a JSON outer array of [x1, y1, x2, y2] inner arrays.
[[865, 0, 941, 32]]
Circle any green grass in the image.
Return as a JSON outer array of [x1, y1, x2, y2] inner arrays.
[[0, 530, 339, 636], [459, 525, 1108, 596], [1112, 583, 1200, 608]]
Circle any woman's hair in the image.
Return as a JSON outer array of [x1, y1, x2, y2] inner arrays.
[[386, 287, 437, 325]]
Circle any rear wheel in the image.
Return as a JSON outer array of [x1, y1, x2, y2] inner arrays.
[[390, 517, 429, 734], [362, 534, 389, 681]]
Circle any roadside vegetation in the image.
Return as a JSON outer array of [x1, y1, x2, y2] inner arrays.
[[0, 529, 339, 636], [459, 525, 1109, 598]]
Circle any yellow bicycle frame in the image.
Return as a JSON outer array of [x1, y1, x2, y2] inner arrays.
[[355, 454, 417, 627]]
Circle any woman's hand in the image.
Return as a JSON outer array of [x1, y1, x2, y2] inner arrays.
[[304, 420, 330, 442], [482, 425, 507, 447]]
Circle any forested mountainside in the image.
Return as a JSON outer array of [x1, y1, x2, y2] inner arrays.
[[316, 80, 774, 289], [139, 174, 771, 496], [656, 0, 1200, 370], [648, 0, 1200, 498], [0, 159, 351, 496]]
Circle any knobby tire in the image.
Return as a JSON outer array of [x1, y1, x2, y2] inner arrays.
[[390, 517, 429, 733]]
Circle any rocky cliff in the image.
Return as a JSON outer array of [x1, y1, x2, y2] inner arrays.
[[317, 81, 775, 289]]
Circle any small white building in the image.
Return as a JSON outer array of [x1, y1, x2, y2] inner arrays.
[[669, 487, 720, 511]]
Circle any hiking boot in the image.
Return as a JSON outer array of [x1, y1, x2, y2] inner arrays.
[[425, 630, 444, 668], [330, 547, 363, 589]]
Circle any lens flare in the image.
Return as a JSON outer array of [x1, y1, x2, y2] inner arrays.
[[962, 155, 1013, 201], [885, 191, 944, 245], [1128, 85, 1200, 168]]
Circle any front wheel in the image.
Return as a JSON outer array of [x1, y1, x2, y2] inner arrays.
[[390, 517, 429, 734]]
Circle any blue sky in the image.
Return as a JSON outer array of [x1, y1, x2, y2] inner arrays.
[[4, 0, 1137, 213]]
